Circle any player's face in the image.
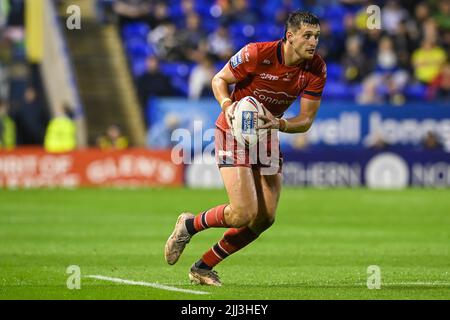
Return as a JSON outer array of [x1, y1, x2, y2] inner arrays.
[[289, 24, 320, 60]]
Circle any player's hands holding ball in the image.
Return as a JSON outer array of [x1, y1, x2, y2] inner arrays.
[[257, 106, 286, 132], [221, 98, 237, 128]]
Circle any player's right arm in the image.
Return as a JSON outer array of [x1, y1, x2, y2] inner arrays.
[[211, 64, 238, 127], [212, 43, 259, 127]]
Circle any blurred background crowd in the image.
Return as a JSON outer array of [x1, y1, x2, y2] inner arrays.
[[0, 0, 449, 150], [103, 0, 450, 107]]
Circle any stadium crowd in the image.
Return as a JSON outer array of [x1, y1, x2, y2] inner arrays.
[[99, 0, 450, 108], [0, 0, 51, 149], [0, 0, 449, 149]]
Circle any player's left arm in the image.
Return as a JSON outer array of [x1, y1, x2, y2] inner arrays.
[[257, 97, 321, 133], [280, 97, 321, 133], [285, 59, 326, 133]]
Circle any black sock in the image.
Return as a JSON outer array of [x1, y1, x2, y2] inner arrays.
[[185, 218, 197, 236], [195, 259, 212, 270]]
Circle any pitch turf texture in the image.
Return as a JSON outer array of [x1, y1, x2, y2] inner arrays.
[[0, 188, 449, 300]]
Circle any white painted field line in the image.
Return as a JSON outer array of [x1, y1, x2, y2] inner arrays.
[[313, 282, 450, 287], [382, 281, 450, 286], [86, 275, 210, 295], [348, 281, 450, 287]]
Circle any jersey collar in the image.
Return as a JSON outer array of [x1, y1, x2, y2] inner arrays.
[[276, 40, 284, 65], [277, 40, 308, 68]]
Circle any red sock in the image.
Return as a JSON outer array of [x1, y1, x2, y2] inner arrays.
[[193, 204, 228, 232], [201, 227, 259, 268]]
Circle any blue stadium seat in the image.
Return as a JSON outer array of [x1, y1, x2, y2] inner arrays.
[[215, 62, 227, 71], [125, 38, 154, 59], [405, 83, 427, 100], [132, 58, 148, 77], [326, 63, 343, 81], [322, 80, 353, 99], [254, 23, 283, 42], [158, 62, 196, 96], [195, 0, 212, 17], [171, 76, 189, 96], [350, 83, 363, 97], [260, 0, 303, 19], [229, 23, 256, 38], [159, 62, 193, 78], [203, 18, 218, 33], [323, 4, 347, 21], [122, 23, 150, 39], [328, 18, 345, 35], [229, 23, 257, 49]]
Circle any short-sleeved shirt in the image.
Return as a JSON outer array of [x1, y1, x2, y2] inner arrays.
[[216, 40, 327, 130]]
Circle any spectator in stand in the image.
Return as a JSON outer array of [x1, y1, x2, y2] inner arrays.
[[268, 0, 302, 27], [137, 55, 176, 114], [422, 18, 439, 44], [178, 12, 207, 61], [342, 13, 358, 39], [179, 0, 197, 19], [434, 0, 450, 32], [341, 35, 368, 83], [364, 131, 391, 151], [148, 1, 171, 29], [392, 19, 416, 72], [411, 37, 447, 85], [421, 131, 443, 150], [427, 62, 450, 101], [207, 25, 235, 62], [433, 0, 450, 51], [382, 0, 409, 35], [0, 99, 16, 150], [44, 104, 76, 153], [148, 21, 184, 61], [188, 53, 216, 100], [120, 0, 446, 104], [13, 86, 49, 145], [5, 0, 24, 27], [358, 36, 409, 105], [223, 0, 259, 25], [361, 27, 383, 59], [113, 0, 152, 29], [213, 0, 232, 25], [317, 21, 344, 62], [407, 2, 431, 44], [97, 124, 129, 150]]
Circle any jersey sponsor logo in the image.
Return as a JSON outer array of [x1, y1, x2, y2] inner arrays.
[[262, 59, 271, 65], [260, 73, 279, 81], [230, 49, 243, 68], [253, 89, 297, 106]]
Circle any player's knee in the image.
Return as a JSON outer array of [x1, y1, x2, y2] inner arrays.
[[227, 203, 258, 227], [252, 215, 275, 233], [263, 216, 276, 230]]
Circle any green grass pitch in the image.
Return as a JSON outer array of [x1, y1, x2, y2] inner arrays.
[[0, 188, 449, 300]]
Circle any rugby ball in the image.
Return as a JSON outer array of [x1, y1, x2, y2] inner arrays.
[[231, 96, 266, 147]]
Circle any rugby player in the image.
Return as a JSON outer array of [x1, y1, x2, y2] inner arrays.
[[165, 11, 326, 286]]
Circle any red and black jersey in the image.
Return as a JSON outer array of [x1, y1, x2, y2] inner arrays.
[[216, 40, 327, 130]]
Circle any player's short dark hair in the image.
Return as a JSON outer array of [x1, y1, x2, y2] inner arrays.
[[283, 11, 320, 40]]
